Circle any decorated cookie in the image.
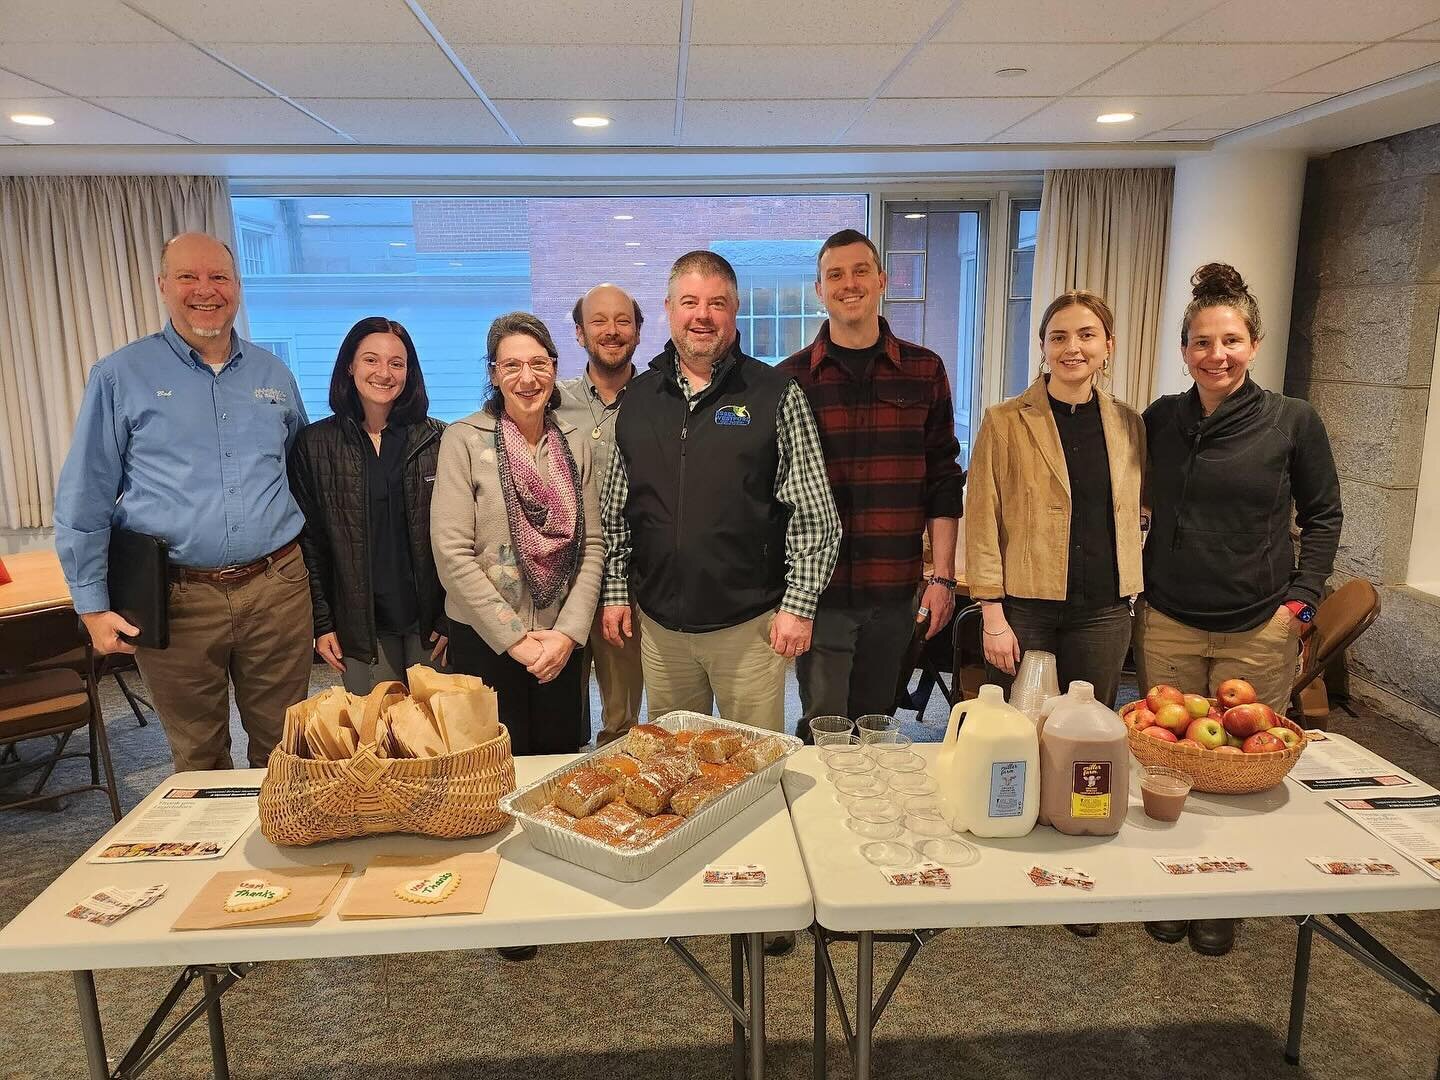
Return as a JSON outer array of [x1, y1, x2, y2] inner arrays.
[[396, 869, 461, 905], [223, 878, 291, 913]]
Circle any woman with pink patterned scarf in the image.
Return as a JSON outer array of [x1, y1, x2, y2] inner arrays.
[[431, 312, 604, 756]]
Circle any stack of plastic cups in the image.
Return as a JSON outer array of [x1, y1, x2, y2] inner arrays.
[[1009, 650, 1061, 727]]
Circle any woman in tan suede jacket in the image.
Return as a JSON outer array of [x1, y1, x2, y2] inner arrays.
[[965, 290, 1144, 709]]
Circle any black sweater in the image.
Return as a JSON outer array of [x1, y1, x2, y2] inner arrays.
[[1142, 378, 1342, 633]]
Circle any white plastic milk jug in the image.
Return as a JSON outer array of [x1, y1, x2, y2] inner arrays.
[[935, 684, 1040, 838]]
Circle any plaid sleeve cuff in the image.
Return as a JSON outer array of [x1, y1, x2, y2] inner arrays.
[[780, 585, 821, 621], [601, 576, 631, 608]]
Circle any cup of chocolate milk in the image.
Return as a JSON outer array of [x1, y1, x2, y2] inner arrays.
[[1140, 766, 1193, 822]]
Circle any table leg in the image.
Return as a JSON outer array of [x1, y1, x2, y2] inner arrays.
[[1286, 917, 1314, 1066], [855, 931, 874, 1080], [812, 926, 826, 1080], [203, 971, 231, 1080], [746, 932, 765, 1080], [72, 970, 108, 1080], [731, 935, 746, 1080]]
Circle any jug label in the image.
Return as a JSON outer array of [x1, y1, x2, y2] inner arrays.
[[1070, 761, 1112, 819], [989, 761, 1027, 818]]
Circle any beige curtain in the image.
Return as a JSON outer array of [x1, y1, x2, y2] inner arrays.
[[1029, 168, 1173, 409], [0, 175, 234, 528]]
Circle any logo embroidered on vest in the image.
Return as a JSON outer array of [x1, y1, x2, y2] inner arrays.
[[714, 404, 751, 427], [254, 387, 288, 405]]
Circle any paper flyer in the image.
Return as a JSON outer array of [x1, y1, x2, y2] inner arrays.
[[1287, 736, 1415, 792], [1327, 792, 1440, 882], [88, 786, 259, 864]]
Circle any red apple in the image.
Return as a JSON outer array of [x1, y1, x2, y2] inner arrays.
[[1207, 702, 1225, 720], [1120, 699, 1143, 718], [1269, 726, 1301, 750], [1185, 718, 1226, 750], [1242, 731, 1286, 754], [1176, 738, 1203, 750], [1146, 684, 1186, 713], [1215, 745, 1243, 756], [1223, 703, 1276, 739], [1141, 726, 1178, 743], [1154, 702, 1192, 735], [1217, 678, 1258, 708], [1126, 707, 1157, 732], [1183, 693, 1211, 720]]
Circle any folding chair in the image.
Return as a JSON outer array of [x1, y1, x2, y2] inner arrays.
[[1289, 579, 1381, 730]]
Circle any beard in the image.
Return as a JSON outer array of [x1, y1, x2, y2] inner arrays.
[[583, 335, 638, 373], [674, 328, 733, 371], [188, 324, 227, 339]]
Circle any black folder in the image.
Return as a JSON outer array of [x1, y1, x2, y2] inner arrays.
[[107, 528, 170, 649]]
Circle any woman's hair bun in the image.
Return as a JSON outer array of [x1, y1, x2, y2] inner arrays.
[[1190, 262, 1248, 301]]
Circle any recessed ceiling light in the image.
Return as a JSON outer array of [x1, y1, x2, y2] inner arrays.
[[572, 115, 611, 128], [389, 241, 407, 248], [614, 214, 634, 221], [904, 213, 926, 220], [1096, 112, 1136, 124], [10, 113, 54, 126], [633, 261, 646, 266], [449, 261, 463, 267], [994, 67, 1027, 78], [305, 212, 330, 220], [625, 241, 642, 247]]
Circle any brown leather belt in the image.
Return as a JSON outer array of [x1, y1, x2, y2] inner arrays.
[[170, 540, 300, 585]]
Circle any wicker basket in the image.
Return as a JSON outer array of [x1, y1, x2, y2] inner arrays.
[[259, 725, 517, 846], [1127, 716, 1307, 795]]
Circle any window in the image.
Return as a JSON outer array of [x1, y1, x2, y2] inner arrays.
[[1001, 201, 1041, 400], [237, 226, 275, 277], [880, 201, 987, 465], [253, 339, 292, 365], [231, 195, 867, 421]]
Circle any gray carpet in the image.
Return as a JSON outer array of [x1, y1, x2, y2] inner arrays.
[[1, 667, 1438, 1079]]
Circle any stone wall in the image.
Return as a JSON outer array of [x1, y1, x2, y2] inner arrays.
[[1287, 122, 1440, 743]]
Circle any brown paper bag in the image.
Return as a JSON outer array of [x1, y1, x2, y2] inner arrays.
[[386, 698, 447, 758], [406, 665, 493, 703], [431, 689, 500, 752], [337, 853, 500, 919], [171, 864, 351, 930]]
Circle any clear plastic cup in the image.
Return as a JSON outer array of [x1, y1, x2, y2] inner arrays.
[[917, 836, 981, 867], [834, 773, 889, 806], [810, 716, 855, 741], [888, 773, 939, 798], [819, 734, 864, 762], [846, 796, 903, 839], [856, 714, 898, 744], [861, 840, 918, 867], [905, 804, 953, 837], [894, 793, 944, 813], [874, 750, 926, 776], [1140, 765, 1193, 822], [826, 755, 876, 782], [863, 730, 913, 755]]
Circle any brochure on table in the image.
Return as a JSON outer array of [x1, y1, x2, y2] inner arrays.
[[1288, 732, 1417, 792], [86, 786, 259, 864], [1327, 790, 1440, 882]]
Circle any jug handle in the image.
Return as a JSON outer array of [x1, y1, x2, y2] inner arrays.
[[943, 701, 971, 746]]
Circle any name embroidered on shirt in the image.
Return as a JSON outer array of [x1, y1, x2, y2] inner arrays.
[[155, 389, 173, 398], [714, 404, 751, 427], [253, 387, 288, 405]]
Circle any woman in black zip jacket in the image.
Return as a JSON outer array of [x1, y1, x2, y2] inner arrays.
[[1138, 263, 1342, 957], [288, 317, 448, 694]]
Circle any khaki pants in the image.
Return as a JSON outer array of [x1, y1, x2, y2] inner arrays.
[[638, 607, 786, 732], [134, 543, 314, 772], [583, 606, 644, 746], [1133, 601, 1300, 714]]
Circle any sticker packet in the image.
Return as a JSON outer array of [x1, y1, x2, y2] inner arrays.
[[883, 861, 952, 888], [1307, 856, 1400, 876], [703, 864, 767, 887], [1026, 865, 1094, 890], [66, 883, 168, 926]]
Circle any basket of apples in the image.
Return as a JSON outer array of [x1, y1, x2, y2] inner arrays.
[[1122, 680, 1306, 795]]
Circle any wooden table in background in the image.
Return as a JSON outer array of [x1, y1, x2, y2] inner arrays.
[[0, 549, 70, 618]]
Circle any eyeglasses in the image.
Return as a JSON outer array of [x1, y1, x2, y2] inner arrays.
[[496, 357, 556, 378]]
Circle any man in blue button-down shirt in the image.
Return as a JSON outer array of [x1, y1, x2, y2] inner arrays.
[[54, 233, 314, 772]]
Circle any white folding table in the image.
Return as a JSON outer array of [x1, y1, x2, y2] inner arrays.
[[783, 738, 1440, 1080], [0, 756, 814, 1080]]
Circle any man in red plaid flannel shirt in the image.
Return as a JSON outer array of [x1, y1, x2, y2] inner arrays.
[[777, 229, 965, 741]]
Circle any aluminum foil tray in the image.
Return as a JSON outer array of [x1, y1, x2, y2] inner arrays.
[[498, 711, 801, 882]]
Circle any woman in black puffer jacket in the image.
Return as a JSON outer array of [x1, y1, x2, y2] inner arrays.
[[288, 316, 448, 693]]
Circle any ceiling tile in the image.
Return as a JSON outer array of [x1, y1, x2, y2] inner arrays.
[[0, 43, 265, 96], [493, 99, 676, 145], [452, 45, 677, 99], [998, 95, 1237, 140], [1080, 43, 1355, 95], [883, 42, 1138, 97], [1399, 20, 1440, 40], [1165, 0, 1440, 43], [1170, 92, 1330, 130], [681, 100, 867, 145], [692, 0, 953, 45], [0, 70, 63, 98], [94, 97, 349, 143], [686, 45, 906, 100], [210, 44, 472, 98], [1138, 128, 1227, 141], [128, 0, 432, 43], [300, 98, 513, 145], [0, 0, 176, 43], [1273, 43, 1440, 93], [932, 0, 1214, 43], [840, 98, 1048, 144], [424, 0, 681, 45], [0, 96, 185, 141]]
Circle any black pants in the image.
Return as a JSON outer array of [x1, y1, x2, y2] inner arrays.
[[983, 597, 1132, 709], [448, 620, 586, 756], [796, 600, 917, 740]]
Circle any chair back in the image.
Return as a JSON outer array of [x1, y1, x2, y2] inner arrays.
[[0, 609, 87, 673], [1290, 580, 1381, 708]]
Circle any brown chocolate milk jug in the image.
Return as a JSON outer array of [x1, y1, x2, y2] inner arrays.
[[1037, 681, 1129, 836]]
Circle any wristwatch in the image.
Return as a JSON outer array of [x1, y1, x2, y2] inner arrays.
[[1284, 600, 1317, 624], [929, 575, 958, 590]]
